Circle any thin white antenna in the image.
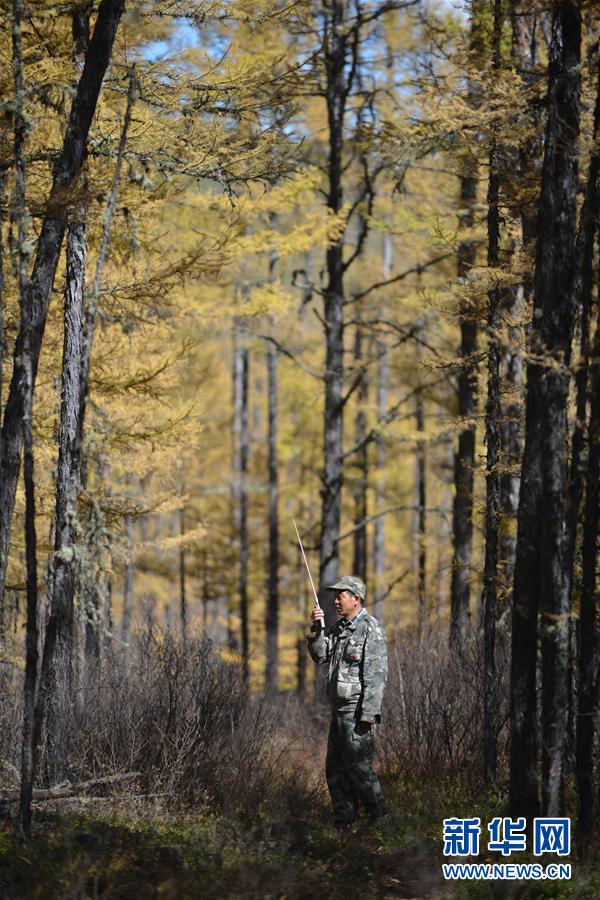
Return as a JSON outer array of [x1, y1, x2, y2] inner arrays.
[[293, 518, 322, 615]]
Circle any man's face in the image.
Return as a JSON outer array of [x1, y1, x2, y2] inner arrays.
[[334, 589, 361, 619]]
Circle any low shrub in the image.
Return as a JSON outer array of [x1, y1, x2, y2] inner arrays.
[[378, 626, 510, 783]]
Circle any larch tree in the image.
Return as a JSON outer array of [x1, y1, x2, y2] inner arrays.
[[510, 0, 581, 821], [573, 48, 600, 847], [12, 0, 38, 838], [0, 0, 126, 622], [265, 239, 280, 694], [288, 0, 421, 626], [449, 1, 483, 648], [482, 0, 503, 788], [34, 60, 138, 774]]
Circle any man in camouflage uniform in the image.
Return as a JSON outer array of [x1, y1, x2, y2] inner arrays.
[[307, 575, 388, 829]]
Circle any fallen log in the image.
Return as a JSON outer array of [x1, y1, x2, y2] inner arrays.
[[1, 771, 141, 805]]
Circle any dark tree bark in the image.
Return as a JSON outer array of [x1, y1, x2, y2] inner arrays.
[[34, 212, 87, 777], [19, 248, 38, 837], [318, 0, 348, 627], [449, 7, 482, 646], [372, 234, 391, 625], [498, 295, 523, 599], [449, 170, 477, 646], [498, 1, 539, 601], [179, 506, 187, 642], [78, 66, 136, 451], [35, 56, 132, 767], [435, 430, 454, 619], [200, 547, 209, 634], [296, 631, 307, 700], [231, 324, 250, 683], [482, 0, 503, 788], [80, 456, 112, 664], [229, 330, 242, 653], [352, 323, 367, 582], [0, 172, 5, 461], [574, 59, 600, 847], [121, 510, 134, 648], [0, 0, 126, 615], [296, 520, 309, 700], [565, 54, 600, 763], [12, 0, 39, 839], [239, 349, 249, 684], [265, 339, 279, 692], [510, 0, 581, 820], [77, 67, 135, 660], [412, 320, 426, 638], [566, 56, 600, 586], [0, 165, 5, 648], [265, 242, 280, 694], [576, 297, 600, 843]]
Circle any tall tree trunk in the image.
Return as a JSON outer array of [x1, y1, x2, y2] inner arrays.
[[413, 320, 426, 638], [498, 0, 538, 601], [0, 171, 5, 459], [265, 243, 279, 694], [239, 348, 249, 684], [78, 66, 136, 451], [498, 295, 523, 599], [34, 211, 87, 777], [0, 169, 5, 637], [0, 0, 125, 615], [437, 431, 454, 620], [449, 175, 478, 645], [318, 0, 347, 626], [449, 6, 481, 645], [565, 49, 600, 573], [265, 341, 279, 692], [121, 510, 134, 648], [75, 67, 135, 669], [566, 53, 600, 763], [296, 519, 309, 700], [34, 8, 92, 773], [200, 547, 208, 634], [232, 325, 250, 684], [575, 59, 600, 848], [42, 0, 92, 708], [13, 0, 38, 838], [293, 434, 309, 699], [229, 329, 242, 653], [510, 0, 581, 820], [179, 505, 187, 643], [83, 456, 111, 662], [576, 303, 600, 843], [482, 0, 503, 786], [372, 233, 391, 624], [352, 322, 367, 582]]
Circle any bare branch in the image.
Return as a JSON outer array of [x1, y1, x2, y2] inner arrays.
[[256, 334, 323, 381], [342, 372, 454, 461], [335, 503, 447, 545], [347, 252, 454, 305]]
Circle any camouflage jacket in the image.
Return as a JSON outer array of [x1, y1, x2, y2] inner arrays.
[[306, 607, 388, 721]]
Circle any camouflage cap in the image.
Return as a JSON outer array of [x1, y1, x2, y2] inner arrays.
[[326, 575, 366, 600]]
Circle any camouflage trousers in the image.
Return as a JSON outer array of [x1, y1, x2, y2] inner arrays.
[[325, 711, 387, 825]]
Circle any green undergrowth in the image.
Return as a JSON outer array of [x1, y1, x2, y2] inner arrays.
[[0, 774, 597, 898], [382, 771, 600, 899], [0, 798, 441, 900]]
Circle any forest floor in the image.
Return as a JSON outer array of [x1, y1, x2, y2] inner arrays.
[[1, 776, 599, 898], [1, 711, 599, 899]]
